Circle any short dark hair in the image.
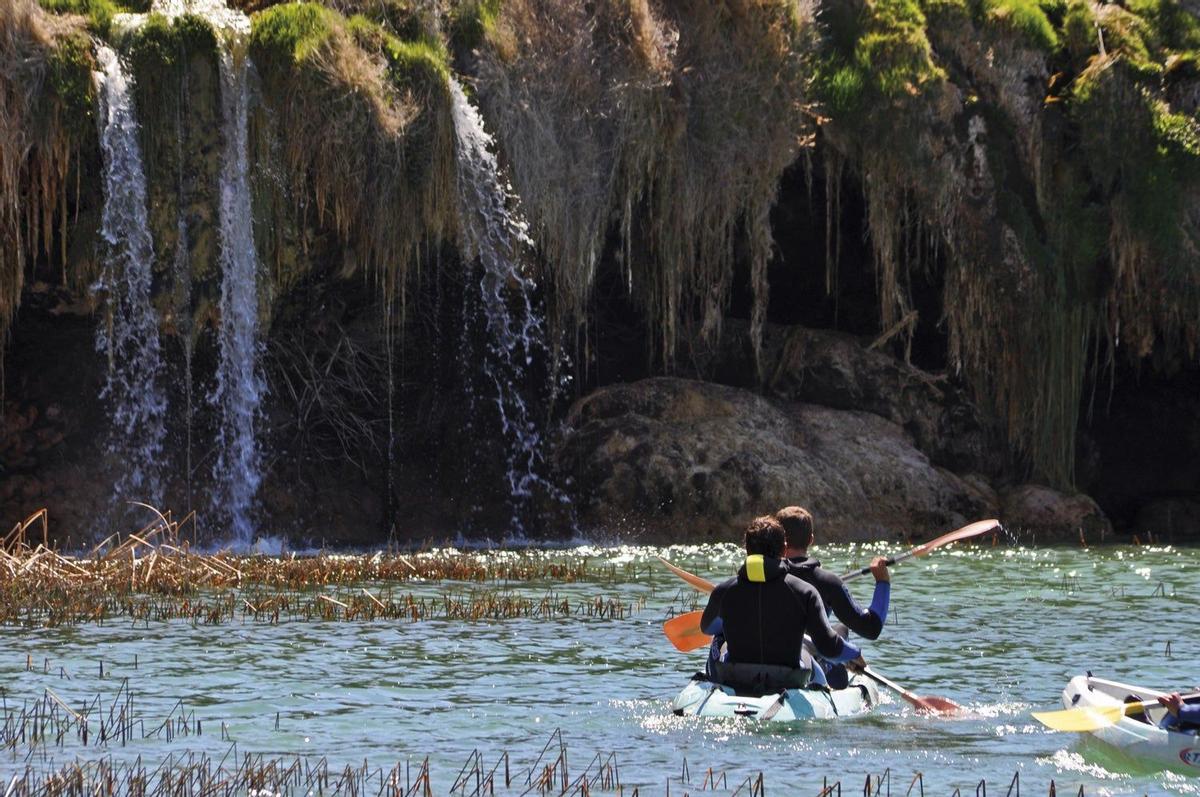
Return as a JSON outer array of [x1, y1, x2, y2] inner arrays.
[[776, 506, 814, 549], [743, 515, 785, 558]]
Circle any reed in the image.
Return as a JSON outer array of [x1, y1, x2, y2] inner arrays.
[[0, 508, 654, 626]]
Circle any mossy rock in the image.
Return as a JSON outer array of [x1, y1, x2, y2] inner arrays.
[[978, 0, 1058, 51], [449, 0, 502, 55]]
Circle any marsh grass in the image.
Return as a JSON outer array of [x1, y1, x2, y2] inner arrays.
[[0, 508, 651, 626]]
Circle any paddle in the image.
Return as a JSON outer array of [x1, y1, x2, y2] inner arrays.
[[839, 519, 1002, 582], [658, 519, 1002, 595], [663, 611, 711, 652], [1032, 692, 1200, 732], [658, 519, 1003, 651], [859, 666, 962, 715]]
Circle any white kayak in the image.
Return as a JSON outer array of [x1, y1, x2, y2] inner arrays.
[[672, 673, 879, 721], [1060, 674, 1200, 775]]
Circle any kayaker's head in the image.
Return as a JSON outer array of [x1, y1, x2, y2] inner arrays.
[[776, 505, 814, 556], [743, 515, 785, 559]]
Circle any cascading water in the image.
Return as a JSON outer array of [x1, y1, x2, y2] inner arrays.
[[113, 0, 265, 543], [209, 35, 265, 544], [92, 44, 168, 509], [449, 77, 562, 535]]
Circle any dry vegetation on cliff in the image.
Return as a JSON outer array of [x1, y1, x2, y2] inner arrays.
[[471, 0, 816, 375], [0, 0, 96, 370], [249, 1, 456, 304], [5, 0, 1200, 513]]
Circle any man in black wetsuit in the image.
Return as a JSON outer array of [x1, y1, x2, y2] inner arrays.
[[700, 515, 865, 693], [777, 506, 890, 687]]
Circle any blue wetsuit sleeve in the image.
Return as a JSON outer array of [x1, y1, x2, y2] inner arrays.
[[826, 638, 862, 664], [868, 581, 890, 627], [1179, 704, 1200, 725], [704, 616, 724, 637], [815, 568, 884, 639]]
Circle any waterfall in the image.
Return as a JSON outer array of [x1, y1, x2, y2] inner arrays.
[[209, 28, 265, 544], [115, 0, 264, 542], [93, 44, 168, 509], [449, 77, 558, 534]]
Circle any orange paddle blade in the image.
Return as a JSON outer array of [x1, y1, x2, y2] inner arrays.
[[663, 610, 712, 652]]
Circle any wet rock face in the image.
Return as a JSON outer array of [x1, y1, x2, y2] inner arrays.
[[1000, 484, 1112, 543], [711, 323, 998, 476], [1134, 499, 1200, 543], [556, 377, 993, 541]]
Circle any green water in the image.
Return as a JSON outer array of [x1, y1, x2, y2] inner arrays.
[[1, 543, 1196, 794]]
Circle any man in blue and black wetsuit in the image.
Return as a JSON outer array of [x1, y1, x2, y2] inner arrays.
[[1159, 693, 1200, 732], [777, 506, 890, 688], [700, 515, 865, 694]]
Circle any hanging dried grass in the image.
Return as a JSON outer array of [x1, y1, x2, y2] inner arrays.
[[473, 0, 816, 375], [0, 0, 93, 375]]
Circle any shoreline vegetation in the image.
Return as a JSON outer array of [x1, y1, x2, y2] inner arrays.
[[2, 0, 1199, 546]]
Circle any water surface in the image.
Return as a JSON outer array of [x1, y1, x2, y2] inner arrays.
[[1, 543, 1195, 794]]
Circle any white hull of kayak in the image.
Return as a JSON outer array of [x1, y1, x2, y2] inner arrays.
[[671, 675, 879, 721], [1061, 675, 1200, 775]]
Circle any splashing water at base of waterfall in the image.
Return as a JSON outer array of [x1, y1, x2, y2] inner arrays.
[[92, 44, 168, 510], [210, 39, 265, 545], [449, 78, 564, 535]]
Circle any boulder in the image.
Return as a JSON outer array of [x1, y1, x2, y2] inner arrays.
[[1000, 484, 1112, 543], [710, 322, 997, 476], [556, 377, 993, 541], [1132, 498, 1200, 543]]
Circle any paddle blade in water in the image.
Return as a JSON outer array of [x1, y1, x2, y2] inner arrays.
[[913, 695, 964, 715], [663, 611, 712, 652], [1031, 704, 1129, 732]]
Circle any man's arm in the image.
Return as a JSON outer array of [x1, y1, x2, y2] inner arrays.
[[795, 579, 862, 663], [700, 580, 730, 635], [815, 559, 889, 640]]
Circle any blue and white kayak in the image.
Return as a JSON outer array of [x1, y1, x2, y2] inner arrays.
[[671, 674, 879, 721], [1061, 674, 1200, 776]]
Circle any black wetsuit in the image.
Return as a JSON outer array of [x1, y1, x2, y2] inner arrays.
[[700, 556, 859, 667], [786, 555, 886, 640]]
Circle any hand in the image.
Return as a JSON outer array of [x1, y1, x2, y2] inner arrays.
[[1159, 692, 1184, 717], [869, 556, 891, 583], [846, 655, 867, 673]]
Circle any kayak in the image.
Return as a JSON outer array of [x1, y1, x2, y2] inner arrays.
[[1060, 674, 1200, 775], [671, 673, 879, 721]]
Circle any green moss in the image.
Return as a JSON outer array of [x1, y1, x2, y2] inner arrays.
[[126, 12, 218, 70], [817, 0, 945, 120], [1097, 6, 1158, 73], [981, 0, 1058, 50], [249, 2, 335, 66], [1058, 0, 1097, 61], [45, 30, 95, 127], [1073, 60, 1200, 259], [1126, 0, 1200, 52], [343, 14, 449, 95], [449, 0, 501, 53], [39, 0, 114, 35]]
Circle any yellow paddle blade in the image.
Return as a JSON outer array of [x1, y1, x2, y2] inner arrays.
[[663, 611, 712, 652], [1031, 703, 1138, 732]]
